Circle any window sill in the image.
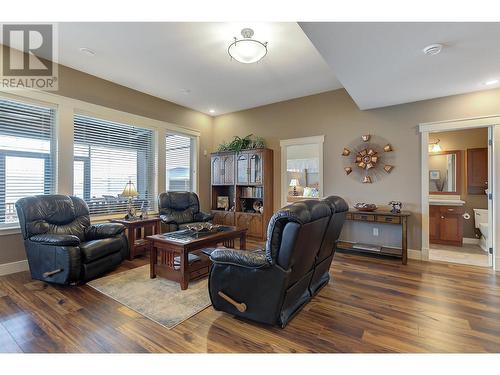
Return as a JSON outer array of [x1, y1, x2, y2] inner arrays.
[[0, 225, 21, 236], [90, 211, 160, 224]]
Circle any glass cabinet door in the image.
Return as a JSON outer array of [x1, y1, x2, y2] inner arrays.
[[249, 152, 262, 184], [236, 154, 249, 184], [211, 156, 221, 185], [222, 155, 234, 185]]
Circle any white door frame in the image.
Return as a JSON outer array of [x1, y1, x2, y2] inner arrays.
[[419, 115, 500, 270], [280, 135, 324, 207]]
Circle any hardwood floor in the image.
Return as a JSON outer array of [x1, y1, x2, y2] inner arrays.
[[1, 239, 500, 353]]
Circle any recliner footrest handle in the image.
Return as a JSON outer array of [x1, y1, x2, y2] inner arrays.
[[218, 291, 247, 312], [43, 269, 63, 278]]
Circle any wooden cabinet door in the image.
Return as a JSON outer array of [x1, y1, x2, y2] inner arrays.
[[248, 151, 263, 185], [235, 212, 263, 238], [211, 155, 222, 185], [213, 211, 235, 226], [236, 153, 249, 184], [439, 213, 463, 244], [467, 148, 488, 195], [429, 205, 440, 242]]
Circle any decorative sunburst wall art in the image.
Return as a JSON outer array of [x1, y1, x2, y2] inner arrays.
[[342, 134, 395, 183]]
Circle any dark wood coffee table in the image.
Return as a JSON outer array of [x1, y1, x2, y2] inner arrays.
[[147, 226, 247, 290]]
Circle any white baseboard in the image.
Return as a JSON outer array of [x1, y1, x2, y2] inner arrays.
[[408, 249, 422, 260], [463, 237, 480, 245], [0, 259, 29, 276]]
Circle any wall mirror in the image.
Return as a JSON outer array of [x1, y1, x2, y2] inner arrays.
[[280, 136, 324, 206], [428, 150, 461, 194]]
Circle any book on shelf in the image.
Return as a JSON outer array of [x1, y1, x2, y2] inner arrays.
[[242, 186, 263, 198]]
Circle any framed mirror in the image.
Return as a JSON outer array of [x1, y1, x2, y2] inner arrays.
[[428, 150, 462, 195]]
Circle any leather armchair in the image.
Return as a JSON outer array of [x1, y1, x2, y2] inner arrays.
[[158, 191, 214, 232], [15, 195, 128, 285], [209, 196, 348, 327]]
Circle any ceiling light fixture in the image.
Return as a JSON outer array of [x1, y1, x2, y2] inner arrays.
[[485, 79, 499, 86], [209, 109, 215, 114], [428, 138, 442, 153], [422, 43, 443, 56], [79, 47, 96, 56], [228, 28, 268, 64]]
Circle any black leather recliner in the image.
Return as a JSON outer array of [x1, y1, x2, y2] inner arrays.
[[208, 196, 348, 327], [15, 194, 128, 285], [158, 191, 214, 232]]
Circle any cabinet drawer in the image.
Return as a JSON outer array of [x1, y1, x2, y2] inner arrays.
[[376, 215, 401, 224], [352, 213, 375, 221], [439, 206, 465, 215]]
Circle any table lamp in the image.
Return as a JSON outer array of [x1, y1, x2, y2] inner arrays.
[[289, 178, 300, 196], [122, 179, 139, 218]]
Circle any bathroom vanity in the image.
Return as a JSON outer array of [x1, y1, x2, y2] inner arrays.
[[429, 203, 465, 246], [428, 149, 465, 246]]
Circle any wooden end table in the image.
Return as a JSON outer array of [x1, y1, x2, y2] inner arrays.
[[110, 217, 161, 260], [147, 226, 247, 290]]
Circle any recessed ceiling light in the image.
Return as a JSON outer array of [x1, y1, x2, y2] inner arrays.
[[422, 43, 443, 56], [79, 47, 96, 56], [209, 109, 215, 114], [485, 79, 499, 86], [181, 88, 191, 95]]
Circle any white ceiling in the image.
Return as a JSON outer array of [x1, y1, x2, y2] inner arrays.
[[52, 22, 342, 115], [300, 22, 500, 109]]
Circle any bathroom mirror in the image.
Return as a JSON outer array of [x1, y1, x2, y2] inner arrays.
[[428, 150, 461, 194]]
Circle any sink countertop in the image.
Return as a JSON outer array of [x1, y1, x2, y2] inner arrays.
[[429, 198, 466, 206]]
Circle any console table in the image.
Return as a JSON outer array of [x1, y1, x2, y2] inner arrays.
[[337, 210, 410, 264]]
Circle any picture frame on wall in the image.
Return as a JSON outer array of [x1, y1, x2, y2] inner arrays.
[[429, 170, 441, 180]]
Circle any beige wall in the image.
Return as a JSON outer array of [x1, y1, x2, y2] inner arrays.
[[431, 128, 489, 238], [1, 64, 214, 265], [213, 87, 500, 250], [4, 64, 500, 266]]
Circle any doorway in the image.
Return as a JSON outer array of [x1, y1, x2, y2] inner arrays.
[[420, 119, 497, 270], [280, 136, 324, 207]]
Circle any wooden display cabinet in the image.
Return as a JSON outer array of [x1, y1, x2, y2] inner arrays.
[[210, 148, 273, 240]]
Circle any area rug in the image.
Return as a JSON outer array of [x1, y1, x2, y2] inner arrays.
[[87, 265, 211, 329]]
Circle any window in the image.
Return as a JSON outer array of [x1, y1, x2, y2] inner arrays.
[[166, 133, 194, 191], [0, 98, 55, 225], [73, 114, 155, 216]]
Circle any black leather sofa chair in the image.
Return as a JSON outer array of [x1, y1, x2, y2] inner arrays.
[[158, 191, 214, 232], [15, 194, 128, 285], [208, 196, 348, 327]]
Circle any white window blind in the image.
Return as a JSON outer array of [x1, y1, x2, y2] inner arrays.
[[74, 114, 155, 216], [166, 133, 194, 192], [0, 98, 55, 225]]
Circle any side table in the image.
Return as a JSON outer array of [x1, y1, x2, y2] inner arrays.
[[110, 217, 161, 260]]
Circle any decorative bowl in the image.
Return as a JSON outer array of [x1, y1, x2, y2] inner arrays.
[[353, 203, 378, 212], [186, 223, 220, 233]]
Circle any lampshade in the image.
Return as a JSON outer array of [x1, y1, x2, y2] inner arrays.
[[429, 138, 442, 153], [289, 178, 299, 187], [121, 180, 138, 198]]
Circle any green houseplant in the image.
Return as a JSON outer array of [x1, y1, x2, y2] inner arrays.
[[217, 134, 266, 152]]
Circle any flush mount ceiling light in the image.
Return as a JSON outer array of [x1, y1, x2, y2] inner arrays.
[[209, 109, 215, 114], [422, 43, 443, 56], [228, 28, 268, 64], [79, 47, 96, 56]]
